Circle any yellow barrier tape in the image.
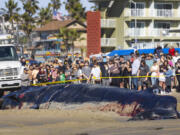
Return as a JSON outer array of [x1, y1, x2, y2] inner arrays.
[[31, 74, 180, 87]]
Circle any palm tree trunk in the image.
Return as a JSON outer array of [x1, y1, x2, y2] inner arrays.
[[11, 22, 14, 34], [72, 42, 75, 61]]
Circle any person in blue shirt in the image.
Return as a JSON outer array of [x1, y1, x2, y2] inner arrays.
[[155, 45, 163, 58], [164, 66, 173, 93], [145, 54, 154, 69]]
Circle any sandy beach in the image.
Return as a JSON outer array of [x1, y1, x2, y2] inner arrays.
[[0, 91, 180, 135]]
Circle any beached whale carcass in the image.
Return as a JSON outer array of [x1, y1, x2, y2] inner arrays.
[[1, 84, 179, 120]]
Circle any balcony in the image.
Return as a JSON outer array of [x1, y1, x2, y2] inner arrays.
[[125, 9, 145, 17], [125, 28, 145, 37], [101, 38, 116, 47], [132, 42, 157, 49], [101, 19, 116, 28], [125, 9, 175, 18], [150, 29, 167, 36], [147, 28, 180, 38], [153, 9, 172, 17]]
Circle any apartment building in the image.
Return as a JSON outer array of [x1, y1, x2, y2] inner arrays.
[[89, 0, 180, 49]]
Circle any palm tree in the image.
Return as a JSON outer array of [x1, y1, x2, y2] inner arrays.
[[20, 0, 39, 46], [38, 4, 52, 27], [56, 27, 82, 57], [0, 0, 20, 34], [50, 0, 61, 12], [65, 0, 86, 22]]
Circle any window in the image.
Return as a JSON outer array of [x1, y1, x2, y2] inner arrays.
[[0, 46, 18, 61], [129, 22, 145, 36], [130, 22, 145, 28], [155, 3, 172, 9], [130, 2, 145, 16], [155, 22, 170, 29], [155, 3, 172, 17], [154, 22, 170, 36]]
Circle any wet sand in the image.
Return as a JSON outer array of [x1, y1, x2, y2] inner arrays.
[[0, 91, 180, 135]]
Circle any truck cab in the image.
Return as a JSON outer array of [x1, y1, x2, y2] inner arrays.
[[0, 44, 23, 90]]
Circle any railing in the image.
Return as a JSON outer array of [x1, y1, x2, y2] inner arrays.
[[125, 9, 145, 17], [132, 42, 155, 49], [126, 28, 145, 37], [150, 9, 173, 17], [125, 9, 174, 17], [148, 28, 180, 37], [101, 38, 116, 47], [149, 29, 169, 36], [156, 9, 172, 17], [126, 28, 180, 37], [101, 19, 116, 28]]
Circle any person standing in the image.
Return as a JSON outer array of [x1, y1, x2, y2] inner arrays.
[[145, 54, 154, 69], [90, 62, 101, 84], [164, 66, 173, 93], [59, 70, 66, 82], [169, 46, 175, 56], [109, 62, 120, 87], [124, 61, 132, 89], [65, 65, 72, 83], [155, 45, 163, 58], [159, 66, 166, 94], [101, 62, 110, 86], [28, 65, 33, 84], [32, 65, 39, 84], [21, 68, 30, 87], [175, 60, 180, 92], [131, 54, 141, 90], [137, 60, 149, 90], [150, 61, 159, 86], [82, 61, 91, 83]]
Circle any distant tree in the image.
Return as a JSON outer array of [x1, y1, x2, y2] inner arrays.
[[65, 0, 86, 22], [38, 4, 52, 27], [56, 27, 82, 56], [50, 0, 61, 12], [91, 5, 99, 11], [0, 0, 20, 34], [20, 0, 39, 46]]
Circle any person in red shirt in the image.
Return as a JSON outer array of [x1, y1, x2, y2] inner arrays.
[[169, 46, 175, 56]]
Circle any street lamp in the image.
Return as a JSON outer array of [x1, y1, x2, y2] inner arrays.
[[129, 0, 137, 49]]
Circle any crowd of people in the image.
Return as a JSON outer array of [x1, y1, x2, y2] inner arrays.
[[20, 46, 180, 94]]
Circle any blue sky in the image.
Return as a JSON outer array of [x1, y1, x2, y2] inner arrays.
[[1, 0, 94, 15]]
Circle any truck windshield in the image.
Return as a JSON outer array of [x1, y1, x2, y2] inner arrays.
[[0, 46, 18, 61]]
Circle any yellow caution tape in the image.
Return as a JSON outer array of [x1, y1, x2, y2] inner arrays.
[[31, 74, 180, 87]]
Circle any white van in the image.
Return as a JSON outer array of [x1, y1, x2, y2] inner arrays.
[[0, 44, 23, 89]]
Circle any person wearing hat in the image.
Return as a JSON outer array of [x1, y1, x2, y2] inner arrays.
[[145, 54, 154, 69]]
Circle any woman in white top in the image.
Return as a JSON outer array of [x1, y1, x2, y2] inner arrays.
[[159, 66, 166, 93], [150, 61, 159, 86], [90, 62, 101, 84]]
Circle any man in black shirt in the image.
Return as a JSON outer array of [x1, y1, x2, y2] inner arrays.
[[58, 60, 65, 73]]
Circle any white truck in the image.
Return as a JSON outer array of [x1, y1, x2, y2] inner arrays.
[[0, 44, 23, 91]]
